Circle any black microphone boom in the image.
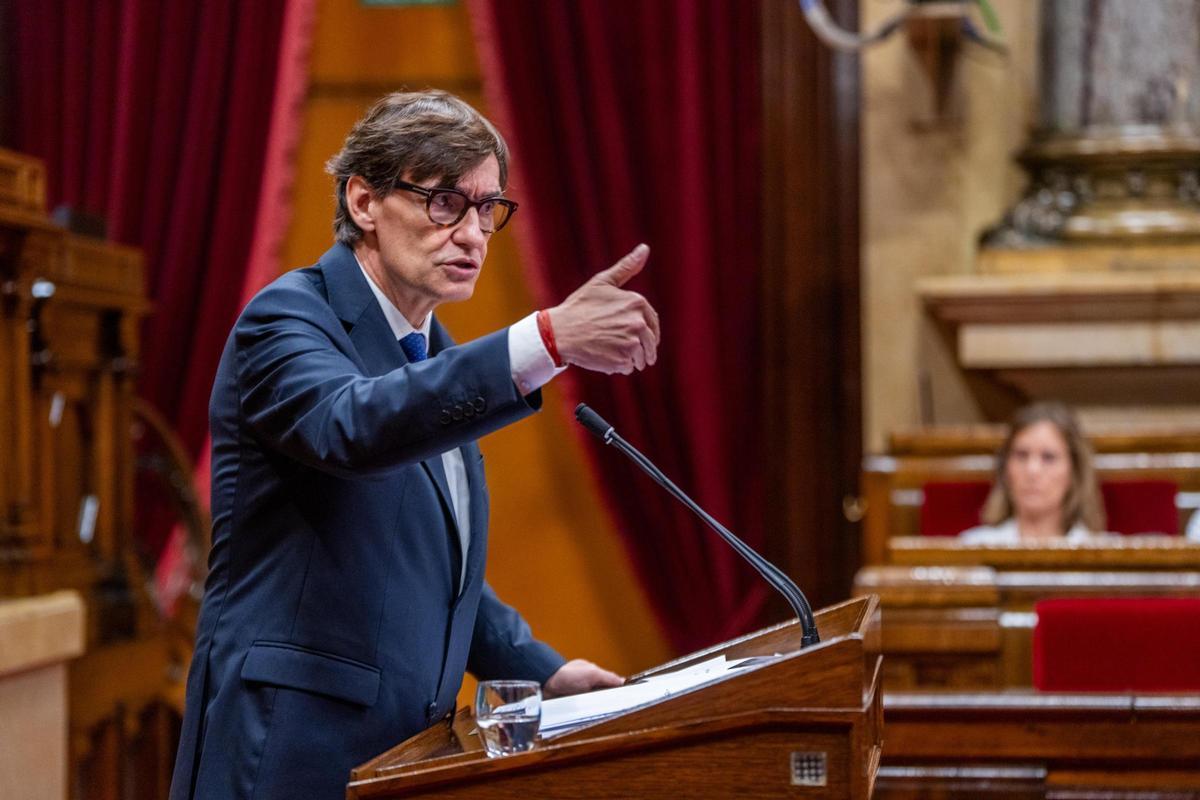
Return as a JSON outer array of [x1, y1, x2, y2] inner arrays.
[[574, 403, 819, 647]]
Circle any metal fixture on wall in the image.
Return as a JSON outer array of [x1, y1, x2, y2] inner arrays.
[[798, 0, 1004, 53], [800, 0, 1005, 118]]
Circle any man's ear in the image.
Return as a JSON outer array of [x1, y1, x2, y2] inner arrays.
[[346, 175, 376, 233]]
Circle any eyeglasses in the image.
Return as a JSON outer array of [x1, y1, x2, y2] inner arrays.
[[393, 179, 518, 233]]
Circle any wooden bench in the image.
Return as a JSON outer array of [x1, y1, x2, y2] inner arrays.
[[877, 690, 1200, 799], [861, 451, 1200, 565], [888, 422, 1200, 456], [853, 539, 1200, 690]]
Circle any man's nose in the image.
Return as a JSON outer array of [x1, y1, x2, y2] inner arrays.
[[453, 207, 488, 246]]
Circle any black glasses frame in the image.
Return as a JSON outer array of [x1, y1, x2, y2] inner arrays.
[[393, 179, 518, 233]]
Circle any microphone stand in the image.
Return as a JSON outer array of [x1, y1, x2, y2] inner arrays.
[[575, 403, 819, 647]]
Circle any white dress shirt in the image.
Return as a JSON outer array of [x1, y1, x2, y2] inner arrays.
[[958, 518, 1095, 544], [355, 258, 563, 588]]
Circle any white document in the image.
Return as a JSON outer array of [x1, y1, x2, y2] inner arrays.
[[539, 654, 772, 737]]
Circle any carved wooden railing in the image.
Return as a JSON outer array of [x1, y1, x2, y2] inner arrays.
[[0, 147, 204, 800]]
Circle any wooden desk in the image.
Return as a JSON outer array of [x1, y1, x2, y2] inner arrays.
[[878, 690, 1200, 799], [854, 538, 1200, 689], [0, 592, 84, 800]]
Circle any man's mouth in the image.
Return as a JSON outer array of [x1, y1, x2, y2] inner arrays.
[[442, 258, 480, 278]]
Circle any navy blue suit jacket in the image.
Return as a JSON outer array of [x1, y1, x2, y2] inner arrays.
[[169, 243, 565, 800]]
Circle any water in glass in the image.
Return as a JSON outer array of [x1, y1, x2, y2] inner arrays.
[[475, 680, 541, 758]]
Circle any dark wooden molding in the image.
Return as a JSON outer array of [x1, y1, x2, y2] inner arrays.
[[760, 0, 862, 611]]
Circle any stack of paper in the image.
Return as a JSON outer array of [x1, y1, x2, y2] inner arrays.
[[539, 654, 776, 738]]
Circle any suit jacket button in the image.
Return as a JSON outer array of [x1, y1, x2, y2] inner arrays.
[[440, 410, 452, 426], [452, 404, 464, 420], [463, 403, 475, 418], [473, 397, 485, 413], [426, 702, 438, 723]]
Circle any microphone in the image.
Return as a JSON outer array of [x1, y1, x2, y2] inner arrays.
[[574, 403, 819, 647]]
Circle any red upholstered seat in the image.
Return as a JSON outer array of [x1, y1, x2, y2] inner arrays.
[[920, 481, 991, 537], [919, 479, 1180, 537], [1033, 598, 1200, 691], [1100, 479, 1179, 535]]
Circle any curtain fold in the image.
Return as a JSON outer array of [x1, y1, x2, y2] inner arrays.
[[470, 0, 767, 654], [10, 0, 313, 560]]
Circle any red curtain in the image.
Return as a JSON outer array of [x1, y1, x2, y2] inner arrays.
[[10, 0, 311, 557], [470, 0, 767, 654], [11, 0, 291, 462]]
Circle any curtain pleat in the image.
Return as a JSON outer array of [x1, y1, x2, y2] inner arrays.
[[469, 0, 767, 653], [10, 0, 314, 561]]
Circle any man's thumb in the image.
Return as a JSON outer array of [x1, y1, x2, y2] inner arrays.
[[595, 243, 649, 287]]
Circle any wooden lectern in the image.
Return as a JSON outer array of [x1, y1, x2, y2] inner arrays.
[[348, 596, 881, 799]]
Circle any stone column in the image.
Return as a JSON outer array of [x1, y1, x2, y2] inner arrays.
[[998, 0, 1200, 243]]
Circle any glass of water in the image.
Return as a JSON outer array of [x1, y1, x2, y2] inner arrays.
[[475, 679, 541, 758]]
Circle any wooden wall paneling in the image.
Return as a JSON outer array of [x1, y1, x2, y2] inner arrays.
[[0, 235, 16, 544], [95, 715, 122, 800], [761, 0, 863, 608], [1000, 608, 1034, 686], [69, 636, 178, 798], [111, 314, 136, 566], [0, 146, 177, 799], [12, 270, 36, 535], [94, 364, 117, 563], [8, 231, 58, 544]]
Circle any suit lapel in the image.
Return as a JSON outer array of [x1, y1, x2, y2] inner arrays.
[[422, 454, 463, 593], [427, 319, 463, 537], [430, 320, 483, 595], [413, 403, 461, 594], [319, 243, 405, 377], [321, 245, 464, 584], [421, 458, 457, 539], [422, 320, 462, 553]]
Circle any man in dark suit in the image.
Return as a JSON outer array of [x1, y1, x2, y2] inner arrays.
[[169, 90, 660, 800]]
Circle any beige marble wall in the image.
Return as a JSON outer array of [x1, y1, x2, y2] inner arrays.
[[861, 1, 1040, 450]]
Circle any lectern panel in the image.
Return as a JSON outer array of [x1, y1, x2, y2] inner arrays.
[[350, 597, 882, 800]]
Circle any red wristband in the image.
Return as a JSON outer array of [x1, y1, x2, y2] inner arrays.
[[536, 309, 565, 368]]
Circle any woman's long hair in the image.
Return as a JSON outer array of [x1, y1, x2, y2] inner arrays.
[[981, 401, 1106, 533]]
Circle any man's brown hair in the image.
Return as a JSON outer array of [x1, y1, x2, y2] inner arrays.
[[326, 90, 509, 245]]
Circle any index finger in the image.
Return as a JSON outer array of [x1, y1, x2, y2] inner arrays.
[[644, 301, 661, 344]]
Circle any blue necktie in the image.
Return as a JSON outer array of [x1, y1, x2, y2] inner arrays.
[[400, 328, 465, 587], [399, 331, 427, 362]]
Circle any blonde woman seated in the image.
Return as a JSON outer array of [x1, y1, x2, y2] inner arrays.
[[960, 402, 1106, 544]]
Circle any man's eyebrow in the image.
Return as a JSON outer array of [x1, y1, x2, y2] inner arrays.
[[466, 188, 508, 200], [436, 181, 505, 199]]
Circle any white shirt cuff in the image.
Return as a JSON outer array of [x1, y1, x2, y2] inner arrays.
[[509, 312, 567, 396]]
